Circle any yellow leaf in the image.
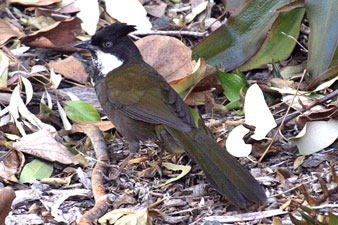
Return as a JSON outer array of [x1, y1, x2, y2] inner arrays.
[[156, 163, 191, 188]]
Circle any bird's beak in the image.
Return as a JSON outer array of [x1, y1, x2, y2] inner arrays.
[[73, 40, 96, 51]]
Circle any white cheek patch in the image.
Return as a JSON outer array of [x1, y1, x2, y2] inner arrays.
[[94, 50, 124, 76]]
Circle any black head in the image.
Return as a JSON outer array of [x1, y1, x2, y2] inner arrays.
[[74, 22, 142, 76], [91, 23, 136, 51]]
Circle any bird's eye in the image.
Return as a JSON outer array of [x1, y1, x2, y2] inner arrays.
[[103, 41, 112, 48]]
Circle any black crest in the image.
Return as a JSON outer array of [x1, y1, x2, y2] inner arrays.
[[102, 23, 136, 37], [92, 22, 136, 44]]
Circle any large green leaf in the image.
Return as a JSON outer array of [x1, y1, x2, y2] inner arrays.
[[329, 212, 338, 225], [20, 159, 53, 184], [192, 0, 289, 71], [64, 100, 101, 122], [305, 0, 338, 84], [239, 8, 305, 70], [223, 0, 246, 12], [330, 47, 338, 67]]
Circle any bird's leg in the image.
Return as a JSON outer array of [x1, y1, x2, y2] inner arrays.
[[112, 141, 138, 179], [155, 141, 165, 167]]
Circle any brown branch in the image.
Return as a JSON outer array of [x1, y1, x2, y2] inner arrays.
[[77, 124, 113, 225], [276, 88, 338, 126], [131, 30, 208, 38]]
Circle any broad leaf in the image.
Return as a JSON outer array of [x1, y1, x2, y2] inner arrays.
[[193, 0, 289, 71], [64, 100, 101, 122], [217, 69, 248, 105], [329, 212, 338, 225], [239, 8, 305, 70], [305, 0, 338, 84], [20, 159, 53, 184]]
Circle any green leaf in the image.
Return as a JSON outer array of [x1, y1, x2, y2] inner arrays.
[[305, 0, 338, 83], [271, 61, 282, 78], [300, 211, 316, 225], [189, 108, 214, 138], [225, 99, 240, 110], [289, 213, 306, 225], [330, 47, 338, 67], [329, 212, 338, 225], [192, 0, 289, 71], [273, 0, 305, 13], [235, 68, 247, 82], [280, 63, 306, 79], [217, 70, 248, 104], [189, 108, 200, 128], [239, 8, 305, 71], [308, 65, 338, 90], [19, 159, 53, 184], [40, 102, 54, 114], [64, 100, 101, 122]]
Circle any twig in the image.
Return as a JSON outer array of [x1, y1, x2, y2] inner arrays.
[[276, 88, 338, 126], [168, 6, 191, 12], [259, 70, 306, 163], [281, 31, 308, 53], [132, 30, 208, 38], [270, 165, 335, 198], [308, 204, 338, 209]]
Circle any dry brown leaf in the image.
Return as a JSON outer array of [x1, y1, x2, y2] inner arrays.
[[26, 16, 57, 30], [298, 106, 338, 126], [136, 35, 196, 83], [137, 166, 157, 178], [0, 187, 16, 225], [183, 64, 218, 91], [144, 2, 167, 18], [129, 156, 150, 164], [70, 121, 114, 134], [58, 2, 80, 14], [293, 155, 305, 170], [183, 92, 207, 106], [0, 19, 23, 46], [272, 217, 283, 225], [156, 163, 191, 188], [20, 17, 81, 51], [13, 129, 79, 165], [282, 95, 325, 113], [0, 150, 23, 182], [113, 193, 137, 209], [40, 176, 72, 187], [280, 199, 292, 210], [48, 56, 88, 84], [170, 58, 207, 97], [276, 168, 290, 182], [9, 0, 61, 6], [270, 78, 295, 89], [99, 208, 152, 225]]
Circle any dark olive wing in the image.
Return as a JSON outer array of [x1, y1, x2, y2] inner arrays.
[[106, 64, 195, 132]]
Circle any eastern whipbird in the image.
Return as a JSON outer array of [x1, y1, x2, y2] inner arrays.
[[74, 22, 266, 208]]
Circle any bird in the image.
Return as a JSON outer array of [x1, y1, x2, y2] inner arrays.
[[74, 22, 266, 208]]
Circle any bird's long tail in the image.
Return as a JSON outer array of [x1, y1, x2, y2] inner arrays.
[[163, 126, 267, 208]]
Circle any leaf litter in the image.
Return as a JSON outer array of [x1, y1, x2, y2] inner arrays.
[[0, 1, 337, 224]]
